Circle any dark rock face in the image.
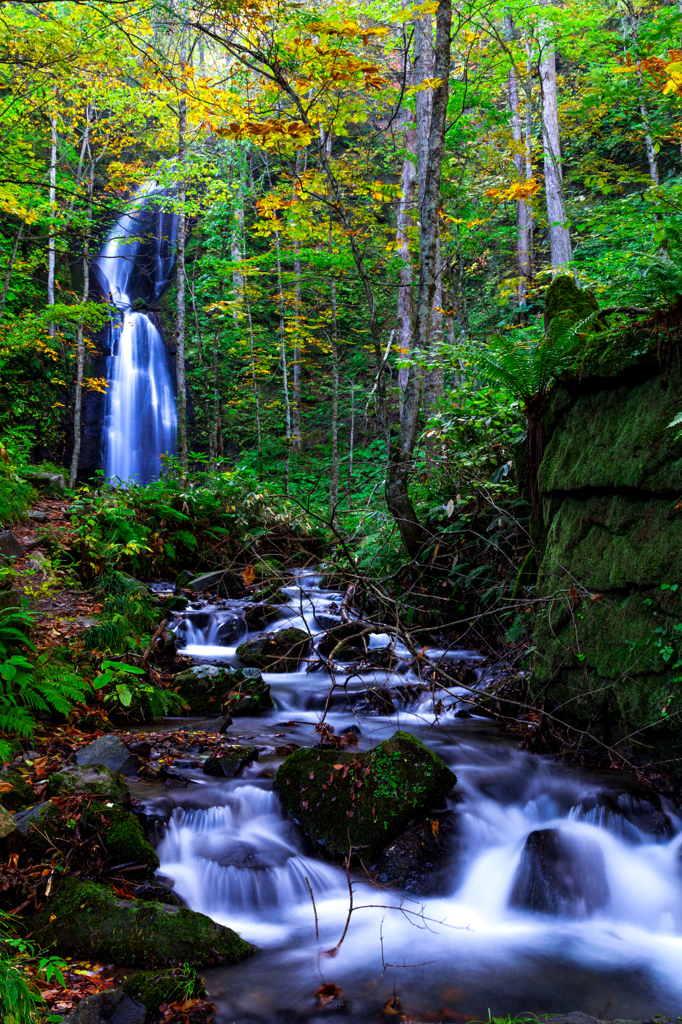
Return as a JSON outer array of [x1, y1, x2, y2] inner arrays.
[[75, 735, 140, 777], [509, 828, 609, 917], [317, 622, 370, 659], [203, 744, 259, 778], [0, 530, 24, 558], [375, 812, 458, 895], [189, 570, 242, 596], [64, 989, 147, 1024], [32, 878, 254, 967], [274, 730, 457, 862], [48, 763, 130, 803], [237, 628, 309, 672], [243, 603, 281, 631], [216, 615, 246, 645]]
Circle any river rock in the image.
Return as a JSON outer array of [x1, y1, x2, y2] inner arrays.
[[237, 627, 309, 672], [161, 594, 189, 611], [172, 664, 247, 715], [0, 530, 24, 559], [274, 730, 457, 862], [0, 803, 16, 839], [131, 883, 184, 907], [216, 615, 246, 645], [21, 470, 65, 495], [122, 969, 207, 1013], [103, 809, 159, 873], [203, 744, 259, 778], [509, 827, 609, 916], [48, 763, 130, 803], [33, 878, 254, 967], [189, 570, 242, 597], [0, 769, 37, 811], [76, 735, 140, 777], [223, 675, 273, 716], [243, 602, 282, 631], [63, 989, 147, 1024], [374, 812, 458, 895], [317, 621, 370, 660]]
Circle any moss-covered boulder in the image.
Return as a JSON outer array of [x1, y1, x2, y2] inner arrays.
[[104, 809, 159, 873], [237, 627, 309, 672], [0, 769, 37, 811], [48, 764, 130, 803], [274, 731, 456, 862], [202, 745, 259, 778], [223, 675, 273, 716], [122, 968, 207, 1011], [0, 803, 16, 839], [243, 603, 282, 631], [173, 664, 265, 715], [317, 622, 370, 661], [543, 274, 600, 340], [33, 878, 254, 967]]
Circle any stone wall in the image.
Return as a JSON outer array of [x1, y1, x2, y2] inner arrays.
[[531, 310, 682, 766]]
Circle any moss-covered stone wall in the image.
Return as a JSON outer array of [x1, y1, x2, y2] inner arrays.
[[531, 292, 682, 768]]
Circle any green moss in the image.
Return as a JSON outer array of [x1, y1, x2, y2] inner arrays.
[[32, 878, 255, 967], [224, 676, 273, 716], [104, 810, 159, 873], [0, 769, 37, 811], [122, 968, 207, 1010], [173, 664, 261, 715], [544, 274, 600, 341], [274, 731, 456, 862], [236, 627, 309, 672], [203, 745, 259, 777], [48, 764, 129, 803]]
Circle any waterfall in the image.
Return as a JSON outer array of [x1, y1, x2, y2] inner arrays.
[[95, 183, 177, 486]]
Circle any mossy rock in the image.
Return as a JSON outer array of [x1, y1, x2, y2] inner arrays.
[[122, 968, 207, 1012], [0, 803, 16, 839], [0, 769, 38, 811], [243, 603, 282, 631], [223, 676, 273, 717], [175, 570, 195, 588], [544, 274, 600, 339], [173, 664, 262, 715], [48, 764, 130, 804], [104, 809, 159, 873], [162, 594, 189, 611], [237, 627, 309, 672], [32, 878, 255, 967], [202, 744, 259, 778], [252, 582, 289, 604], [0, 590, 21, 610], [274, 731, 456, 862]]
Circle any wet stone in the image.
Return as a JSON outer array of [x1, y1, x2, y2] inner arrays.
[[76, 735, 140, 777], [63, 989, 147, 1024], [509, 827, 609, 917], [237, 627, 309, 672], [202, 744, 259, 778], [0, 529, 24, 559]]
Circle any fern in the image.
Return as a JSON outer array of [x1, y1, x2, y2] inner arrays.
[[470, 329, 578, 406], [0, 605, 36, 658], [0, 651, 91, 747]]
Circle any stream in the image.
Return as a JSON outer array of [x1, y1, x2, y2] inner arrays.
[[130, 572, 682, 1022]]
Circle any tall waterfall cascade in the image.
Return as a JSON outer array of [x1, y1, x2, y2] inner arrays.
[[94, 183, 177, 485]]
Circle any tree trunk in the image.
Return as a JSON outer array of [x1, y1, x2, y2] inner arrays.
[[47, 114, 57, 337], [292, 237, 302, 453], [69, 135, 94, 490], [231, 194, 244, 323], [396, 49, 417, 399], [539, 12, 572, 274], [274, 227, 291, 493], [385, 0, 451, 557], [245, 288, 262, 477], [176, 50, 188, 472], [0, 223, 24, 327], [506, 16, 533, 304]]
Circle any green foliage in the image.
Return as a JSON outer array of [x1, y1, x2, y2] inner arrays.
[[93, 660, 185, 721], [467, 325, 579, 407], [0, 908, 66, 1024]]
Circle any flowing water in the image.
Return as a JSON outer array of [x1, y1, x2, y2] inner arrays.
[[131, 573, 682, 1022], [94, 183, 177, 485]]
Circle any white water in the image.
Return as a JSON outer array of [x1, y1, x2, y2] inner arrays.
[[95, 184, 177, 485], [147, 573, 682, 1020]]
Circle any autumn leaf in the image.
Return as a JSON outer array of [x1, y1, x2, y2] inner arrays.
[[242, 564, 256, 585]]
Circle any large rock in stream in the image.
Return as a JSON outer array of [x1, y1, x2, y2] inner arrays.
[[173, 664, 272, 716], [33, 878, 254, 967], [274, 730, 456, 862], [237, 627, 309, 672], [509, 827, 609, 916]]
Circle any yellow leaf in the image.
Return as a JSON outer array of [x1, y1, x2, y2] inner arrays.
[[242, 565, 256, 585]]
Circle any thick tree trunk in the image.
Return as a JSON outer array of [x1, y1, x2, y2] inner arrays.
[[176, 62, 188, 471], [539, 16, 572, 274], [385, 0, 451, 557], [506, 16, 533, 304]]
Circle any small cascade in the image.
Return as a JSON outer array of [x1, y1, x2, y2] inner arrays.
[[139, 572, 682, 1019], [95, 183, 177, 485]]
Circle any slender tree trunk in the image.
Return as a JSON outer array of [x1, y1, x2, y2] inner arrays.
[[423, 237, 444, 426], [244, 288, 262, 477], [47, 114, 57, 337], [292, 237, 302, 453], [69, 138, 94, 490], [539, 10, 572, 274], [348, 381, 355, 507], [176, 46, 188, 472], [396, 34, 417, 400], [231, 193, 245, 324], [385, 0, 451, 557], [274, 228, 291, 493], [506, 16, 533, 304], [0, 223, 24, 327], [320, 128, 340, 519]]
